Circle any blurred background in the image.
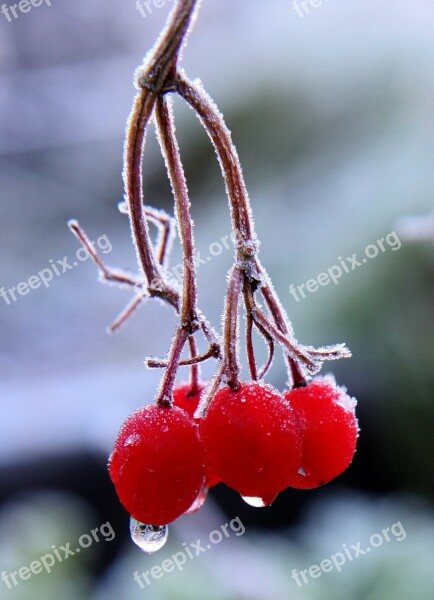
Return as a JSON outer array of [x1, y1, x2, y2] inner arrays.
[[1, 0, 433, 598]]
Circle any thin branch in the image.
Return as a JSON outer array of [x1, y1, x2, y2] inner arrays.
[[108, 293, 148, 333], [123, 0, 199, 311], [223, 267, 243, 390], [194, 363, 224, 420], [156, 326, 190, 407], [245, 314, 258, 381], [301, 343, 352, 361], [155, 95, 198, 325], [119, 202, 177, 268], [153, 94, 200, 404], [136, 0, 200, 93], [198, 313, 222, 353], [257, 336, 275, 380], [187, 334, 200, 393], [154, 211, 176, 268], [146, 343, 220, 369], [176, 74, 310, 386], [251, 306, 317, 372], [176, 74, 257, 258], [68, 220, 143, 288], [243, 279, 276, 380]]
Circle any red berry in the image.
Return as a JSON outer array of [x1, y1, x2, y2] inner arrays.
[[173, 382, 204, 419], [173, 382, 220, 488], [109, 405, 205, 526], [199, 382, 302, 499], [284, 376, 358, 489]]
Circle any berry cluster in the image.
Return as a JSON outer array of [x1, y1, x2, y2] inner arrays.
[[109, 376, 358, 526], [71, 0, 359, 552]]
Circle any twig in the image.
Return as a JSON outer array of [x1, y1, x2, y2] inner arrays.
[[68, 220, 142, 288], [123, 0, 199, 311]]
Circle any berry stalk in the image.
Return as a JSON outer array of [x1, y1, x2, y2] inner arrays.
[[123, 0, 200, 311], [153, 95, 200, 405]]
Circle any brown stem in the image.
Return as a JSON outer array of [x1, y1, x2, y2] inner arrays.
[[258, 336, 275, 381], [154, 94, 200, 404], [195, 363, 224, 420], [117, 203, 176, 268], [176, 75, 257, 259], [175, 74, 309, 386], [250, 306, 316, 371], [136, 0, 199, 93], [123, 0, 199, 312], [245, 313, 258, 381], [124, 91, 165, 290], [187, 335, 200, 393], [243, 277, 259, 380], [109, 293, 148, 333], [144, 207, 176, 268], [243, 279, 276, 380], [156, 327, 190, 407], [147, 343, 219, 369], [223, 267, 243, 390], [68, 220, 143, 288], [155, 96, 198, 325]]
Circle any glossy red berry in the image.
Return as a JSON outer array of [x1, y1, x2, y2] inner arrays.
[[173, 383, 220, 488], [109, 405, 205, 526], [199, 382, 302, 499], [284, 376, 358, 489]]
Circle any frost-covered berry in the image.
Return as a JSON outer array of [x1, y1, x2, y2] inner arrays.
[[109, 405, 205, 526], [285, 376, 358, 489], [173, 383, 220, 488], [199, 382, 302, 499]]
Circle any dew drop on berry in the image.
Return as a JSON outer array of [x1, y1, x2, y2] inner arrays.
[[125, 434, 141, 447], [241, 495, 267, 508], [130, 518, 168, 553]]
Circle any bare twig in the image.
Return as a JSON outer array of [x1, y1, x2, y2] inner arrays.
[[146, 343, 220, 369], [119, 202, 177, 268], [68, 220, 143, 288], [108, 293, 148, 334]]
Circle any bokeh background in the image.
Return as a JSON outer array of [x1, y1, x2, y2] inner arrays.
[[1, 0, 433, 598]]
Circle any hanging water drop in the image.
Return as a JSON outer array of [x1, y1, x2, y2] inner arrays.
[[130, 518, 168, 553], [241, 495, 267, 508]]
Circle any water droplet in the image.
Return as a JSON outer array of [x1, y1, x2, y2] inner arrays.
[[298, 467, 307, 477], [241, 495, 267, 508], [125, 434, 141, 447], [186, 483, 208, 514], [130, 518, 168, 553]]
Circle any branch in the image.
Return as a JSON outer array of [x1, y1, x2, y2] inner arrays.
[[123, 0, 199, 311]]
